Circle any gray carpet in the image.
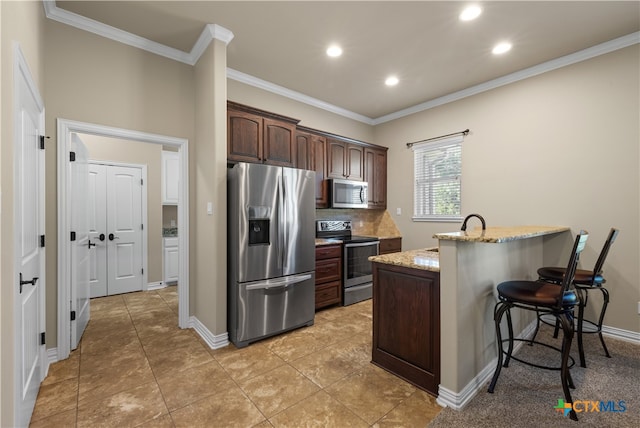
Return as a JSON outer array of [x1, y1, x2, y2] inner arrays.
[[429, 325, 640, 427]]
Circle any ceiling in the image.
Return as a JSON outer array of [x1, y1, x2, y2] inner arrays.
[[54, 1, 639, 121]]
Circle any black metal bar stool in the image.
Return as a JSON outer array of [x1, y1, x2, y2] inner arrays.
[[536, 228, 619, 368], [488, 231, 588, 422]]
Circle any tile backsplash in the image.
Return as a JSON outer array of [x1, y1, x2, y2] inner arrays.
[[315, 209, 401, 238]]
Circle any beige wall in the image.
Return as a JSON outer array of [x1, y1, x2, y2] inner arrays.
[[193, 38, 228, 336], [375, 46, 640, 333], [1, 1, 46, 425], [43, 20, 195, 348], [81, 134, 164, 283]]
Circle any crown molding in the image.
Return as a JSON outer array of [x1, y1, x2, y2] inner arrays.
[[42, 1, 233, 66], [226, 69, 375, 125], [373, 31, 640, 125], [43, 1, 638, 126]]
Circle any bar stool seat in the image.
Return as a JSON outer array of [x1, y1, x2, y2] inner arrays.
[[536, 228, 618, 368], [488, 231, 589, 422]]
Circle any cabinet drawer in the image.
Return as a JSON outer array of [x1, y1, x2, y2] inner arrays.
[[315, 280, 341, 309], [379, 237, 402, 255], [315, 258, 341, 283], [315, 244, 341, 260]]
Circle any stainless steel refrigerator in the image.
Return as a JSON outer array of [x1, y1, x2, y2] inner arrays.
[[228, 162, 316, 347]]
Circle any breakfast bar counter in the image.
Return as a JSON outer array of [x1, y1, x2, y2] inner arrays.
[[369, 224, 571, 405]]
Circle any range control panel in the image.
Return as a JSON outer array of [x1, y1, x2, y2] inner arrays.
[[317, 220, 352, 233]]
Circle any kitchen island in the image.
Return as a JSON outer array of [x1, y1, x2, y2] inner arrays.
[[370, 248, 440, 395], [369, 226, 570, 407]]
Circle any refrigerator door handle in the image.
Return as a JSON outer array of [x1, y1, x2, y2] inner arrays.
[[245, 273, 312, 290], [281, 173, 288, 270], [277, 174, 284, 269]]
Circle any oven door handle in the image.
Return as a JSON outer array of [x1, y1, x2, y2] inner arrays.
[[344, 241, 380, 248]]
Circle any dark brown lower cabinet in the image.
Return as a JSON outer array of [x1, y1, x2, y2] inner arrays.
[[315, 244, 342, 309], [371, 262, 440, 396]]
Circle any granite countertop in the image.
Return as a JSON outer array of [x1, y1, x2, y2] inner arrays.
[[315, 238, 342, 246], [369, 247, 440, 272], [163, 227, 178, 237], [433, 225, 569, 243]]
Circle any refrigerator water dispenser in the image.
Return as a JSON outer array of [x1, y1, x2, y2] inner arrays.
[[248, 219, 270, 245]]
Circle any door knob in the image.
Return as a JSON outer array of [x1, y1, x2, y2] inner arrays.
[[108, 233, 119, 241], [99, 233, 106, 241], [88, 240, 96, 249]]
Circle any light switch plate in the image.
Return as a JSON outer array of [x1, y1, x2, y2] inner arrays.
[[396, 207, 402, 215]]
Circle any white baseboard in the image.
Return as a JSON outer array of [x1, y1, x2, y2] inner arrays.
[[437, 320, 539, 410], [602, 325, 640, 344], [189, 316, 229, 350], [147, 281, 165, 291], [47, 347, 58, 364], [436, 321, 640, 410]]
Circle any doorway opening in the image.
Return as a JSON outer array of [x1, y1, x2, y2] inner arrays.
[[56, 119, 189, 361]]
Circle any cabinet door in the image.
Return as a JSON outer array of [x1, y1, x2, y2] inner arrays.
[[327, 139, 347, 179], [162, 151, 179, 205], [347, 144, 364, 181], [263, 118, 295, 167], [228, 109, 262, 163], [310, 135, 328, 208], [327, 139, 364, 181], [365, 147, 387, 208], [164, 244, 179, 283], [295, 131, 311, 170]]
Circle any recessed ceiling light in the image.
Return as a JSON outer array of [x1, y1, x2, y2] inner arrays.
[[385, 76, 399, 86], [492, 42, 512, 55], [326, 45, 343, 57], [459, 5, 482, 21]]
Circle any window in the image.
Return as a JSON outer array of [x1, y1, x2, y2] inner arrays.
[[412, 135, 463, 221]]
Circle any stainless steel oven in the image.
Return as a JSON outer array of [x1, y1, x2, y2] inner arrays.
[[316, 220, 379, 306]]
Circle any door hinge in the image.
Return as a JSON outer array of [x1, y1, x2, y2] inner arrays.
[[70, 311, 76, 321], [141, 224, 144, 231], [141, 178, 144, 185], [70, 151, 76, 162], [40, 332, 46, 346], [70, 231, 76, 241], [141, 268, 144, 274], [39, 135, 48, 150], [40, 235, 45, 248]]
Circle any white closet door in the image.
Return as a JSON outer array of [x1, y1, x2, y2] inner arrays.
[[88, 163, 107, 298], [106, 165, 143, 295]]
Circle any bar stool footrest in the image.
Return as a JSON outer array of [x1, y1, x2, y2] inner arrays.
[[501, 338, 576, 370]]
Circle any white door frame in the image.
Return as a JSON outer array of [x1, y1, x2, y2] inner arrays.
[[57, 119, 189, 360], [13, 42, 46, 428], [88, 160, 148, 296]]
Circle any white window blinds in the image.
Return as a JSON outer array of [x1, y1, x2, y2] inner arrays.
[[412, 135, 463, 221]]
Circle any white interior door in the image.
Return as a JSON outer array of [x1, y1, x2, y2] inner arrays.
[[15, 46, 46, 427], [70, 134, 90, 350], [88, 164, 107, 298], [107, 166, 143, 295], [87, 163, 143, 296]]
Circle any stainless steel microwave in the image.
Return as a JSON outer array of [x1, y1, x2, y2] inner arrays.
[[330, 178, 368, 208]]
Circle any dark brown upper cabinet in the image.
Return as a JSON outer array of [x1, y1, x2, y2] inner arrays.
[[365, 147, 388, 209], [227, 102, 299, 167], [296, 129, 329, 208], [327, 138, 364, 181], [228, 102, 388, 210]]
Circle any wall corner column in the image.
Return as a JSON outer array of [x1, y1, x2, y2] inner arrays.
[[193, 32, 230, 340]]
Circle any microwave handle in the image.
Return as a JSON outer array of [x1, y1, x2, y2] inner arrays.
[[360, 186, 365, 203]]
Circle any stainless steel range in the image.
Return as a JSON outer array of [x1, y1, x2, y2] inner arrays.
[[316, 220, 379, 306]]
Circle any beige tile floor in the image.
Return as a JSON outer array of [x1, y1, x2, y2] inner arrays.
[[30, 286, 441, 427]]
